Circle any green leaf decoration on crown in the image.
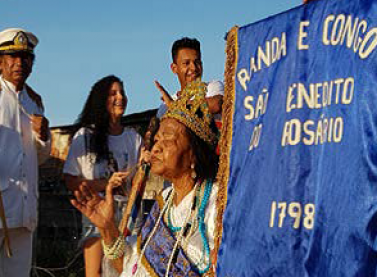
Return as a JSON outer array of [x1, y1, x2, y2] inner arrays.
[[162, 78, 216, 145]]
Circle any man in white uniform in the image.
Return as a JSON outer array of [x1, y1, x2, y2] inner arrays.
[[0, 28, 50, 277]]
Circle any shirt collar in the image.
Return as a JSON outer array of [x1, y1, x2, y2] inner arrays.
[[0, 75, 26, 95]]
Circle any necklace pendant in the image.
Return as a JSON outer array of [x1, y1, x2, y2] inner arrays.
[[132, 263, 138, 275]]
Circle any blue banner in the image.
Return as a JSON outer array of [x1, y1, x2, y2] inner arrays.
[[217, 0, 377, 276]]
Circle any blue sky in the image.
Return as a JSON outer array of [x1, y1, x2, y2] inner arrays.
[[1, 0, 302, 126]]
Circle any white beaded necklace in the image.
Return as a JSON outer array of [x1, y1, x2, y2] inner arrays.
[[133, 184, 198, 277], [165, 186, 197, 276], [133, 191, 172, 276]]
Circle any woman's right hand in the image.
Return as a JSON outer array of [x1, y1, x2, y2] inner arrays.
[[139, 146, 151, 165], [109, 171, 130, 184]]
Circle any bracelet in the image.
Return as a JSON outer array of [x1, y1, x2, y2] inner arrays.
[[102, 234, 126, 260]]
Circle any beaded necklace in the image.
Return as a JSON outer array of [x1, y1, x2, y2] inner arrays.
[[166, 179, 213, 274], [132, 189, 174, 276], [132, 180, 213, 276], [166, 183, 200, 233], [165, 189, 197, 276], [195, 180, 213, 273]]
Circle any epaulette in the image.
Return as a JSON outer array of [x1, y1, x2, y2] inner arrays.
[[26, 84, 44, 111]]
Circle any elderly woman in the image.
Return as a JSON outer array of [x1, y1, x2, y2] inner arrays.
[[64, 75, 142, 277], [72, 79, 219, 276]]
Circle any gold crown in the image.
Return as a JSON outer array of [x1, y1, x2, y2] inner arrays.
[[162, 78, 217, 145]]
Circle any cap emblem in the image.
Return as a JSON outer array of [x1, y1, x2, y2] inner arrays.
[[14, 32, 29, 48]]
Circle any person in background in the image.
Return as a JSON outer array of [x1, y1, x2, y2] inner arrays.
[[156, 37, 224, 159], [0, 27, 50, 277], [155, 37, 224, 121], [63, 75, 142, 277]]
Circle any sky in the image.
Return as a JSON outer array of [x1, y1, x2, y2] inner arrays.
[[1, 0, 302, 127]]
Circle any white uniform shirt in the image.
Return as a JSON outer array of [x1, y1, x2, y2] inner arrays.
[[120, 184, 218, 277], [0, 75, 50, 231], [156, 80, 224, 119]]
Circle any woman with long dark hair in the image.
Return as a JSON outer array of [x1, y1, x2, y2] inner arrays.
[[64, 75, 142, 277]]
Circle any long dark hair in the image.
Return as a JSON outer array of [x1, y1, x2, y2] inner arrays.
[[186, 128, 218, 182], [75, 75, 124, 163]]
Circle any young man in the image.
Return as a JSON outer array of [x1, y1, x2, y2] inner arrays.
[[156, 37, 224, 119], [0, 28, 50, 277]]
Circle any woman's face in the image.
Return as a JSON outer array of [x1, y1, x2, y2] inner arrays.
[[106, 82, 127, 119], [150, 118, 194, 180]]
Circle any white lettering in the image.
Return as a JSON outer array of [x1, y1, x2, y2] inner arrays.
[[298, 21, 310, 50]]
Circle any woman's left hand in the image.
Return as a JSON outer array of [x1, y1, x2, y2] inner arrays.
[[108, 172, 130, 188]]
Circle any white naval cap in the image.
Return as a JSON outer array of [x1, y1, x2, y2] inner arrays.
[[0, 28, 38, 54]]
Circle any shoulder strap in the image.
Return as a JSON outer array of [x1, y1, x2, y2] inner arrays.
[[25, 85, 44, 111]]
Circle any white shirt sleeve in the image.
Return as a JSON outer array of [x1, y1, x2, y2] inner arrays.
[[206, 80, 224, 98], [63, 128, 88, 177]]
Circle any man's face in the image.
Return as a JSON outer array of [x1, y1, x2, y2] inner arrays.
[[171, 48, 203, 90], [0, 52, 33, 88]]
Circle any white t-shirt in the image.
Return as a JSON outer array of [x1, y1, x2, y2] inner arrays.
[[64, 127, 142, 185], [64, 126, 143, 240]]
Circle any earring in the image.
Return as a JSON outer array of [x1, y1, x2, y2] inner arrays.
[[191, 163, 197, 180]]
